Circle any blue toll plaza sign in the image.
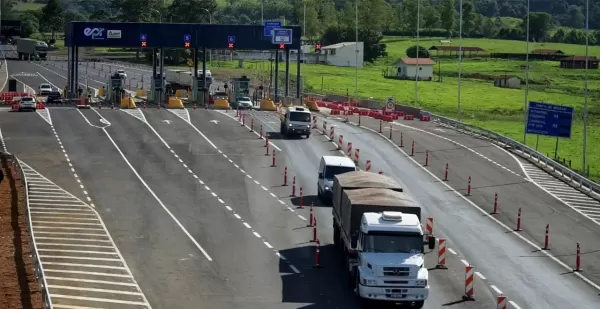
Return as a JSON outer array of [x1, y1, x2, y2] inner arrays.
[[228, 36, 235, 43], [140, 34, 147, 41], [526, 101, 574, 138], [263, 21, 282, 36], [184, 34, 191, 42], [271, 29, 293, 45]]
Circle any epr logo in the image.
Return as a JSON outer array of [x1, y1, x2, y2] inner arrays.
[[83, 27, 105, 40]]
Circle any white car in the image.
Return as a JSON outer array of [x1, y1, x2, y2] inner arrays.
[[235, 96, 253, 109], [18, 97, 37, 112], [39, 83, 52, 95], [116, 69, 127, 78]]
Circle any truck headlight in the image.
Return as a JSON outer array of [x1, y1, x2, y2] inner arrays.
[[288, 123, 293, 127], [306, 125, 311, 128], [416, 280, 427, 286], [324, 186, 330, 191], [362, 278, 377, 286]]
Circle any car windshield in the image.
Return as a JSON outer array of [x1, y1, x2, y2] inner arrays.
[[40, 84, 50, 89], [21, 98, 34, 102], [289, 112, 311, 122], [117, 70, 125, 74], [237, 97, 251, 102], [363, 232, 423, 254], [324, 165, 355, 179]]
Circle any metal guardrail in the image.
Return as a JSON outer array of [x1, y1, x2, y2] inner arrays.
[[56, 57, 600, 199], [1, 153, 53, 308], [429, 114, 600, 199]]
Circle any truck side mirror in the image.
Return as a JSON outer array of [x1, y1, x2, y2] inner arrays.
[[428, 236, 436, 250], [318, 172, 324, 179]]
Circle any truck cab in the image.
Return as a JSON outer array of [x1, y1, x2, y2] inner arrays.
[[355, 211, 434, 308], [279, 106, 312, 138]]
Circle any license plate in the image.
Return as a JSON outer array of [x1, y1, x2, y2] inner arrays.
[[391, 293, 404, 298]]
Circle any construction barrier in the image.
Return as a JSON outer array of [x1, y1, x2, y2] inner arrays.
[[136, 89, 144, 97], [167, 97, 184, 109], [464, 265, 474, 300], [303, 98, 320, 111], [436, 238, 447, 268], [497, 295, 507, 309], [404, 114, 415, 120], [76, 98, 91, 109], [98, 88, 105, 97], [426, 217, 433, 236]]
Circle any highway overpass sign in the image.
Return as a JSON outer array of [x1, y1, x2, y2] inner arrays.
[[526, 101, 573, 138], [263, 21, 282, 37], [271, 29, 293, 45]]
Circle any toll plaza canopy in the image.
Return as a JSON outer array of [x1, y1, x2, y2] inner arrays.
[[65, 22, 301, 50]]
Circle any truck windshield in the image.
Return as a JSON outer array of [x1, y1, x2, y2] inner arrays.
[[363, 233, 423, 254], [324, 166, 355, 179], [35, 46, 48, 51], [289, 112, 311, 122]]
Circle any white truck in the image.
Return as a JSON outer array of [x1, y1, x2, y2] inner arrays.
[[332, 171, 435, 308], [16, 38, 48, 60], [165, 69, 212, 90]]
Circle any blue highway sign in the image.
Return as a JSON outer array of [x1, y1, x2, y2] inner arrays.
[[228, 36, 235, 43], [263, 21, 282, 36], [271, 29, 293, 44], [140, 34, 147, 41], [526, 101, 574, 138], [184, 34, 191, 42]]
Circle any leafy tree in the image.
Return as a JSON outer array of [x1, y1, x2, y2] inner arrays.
[[1, 0, 17, 19], [400, 0, 422, 35], [21, 12, 40, 38], [317, 0, 338, 29], [566, 5, 584, 29], [41, 0, 64, 39], [522, 12, 552, 42], [321, 24, 387, 62], [462, 0, 476, 35], [295, 0, 320, 38], [169, 0, 217, 23], [110, 0, 163, 22], [440, 0, 455, 37], [406, 45, 430, 58], [480, 17, 497, 37], [423, 3, 441, 32]]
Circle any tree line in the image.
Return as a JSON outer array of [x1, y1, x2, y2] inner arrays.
[[5, 0, 600, 62]]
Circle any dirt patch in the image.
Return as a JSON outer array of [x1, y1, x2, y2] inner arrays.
[[0, 155, 44, 309]]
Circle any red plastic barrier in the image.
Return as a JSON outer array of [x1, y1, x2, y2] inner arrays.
[[420, 115, 431, 121], [330, 109, 341, 115], [404, 114, 415, 120], [36, 103, 45, 109]]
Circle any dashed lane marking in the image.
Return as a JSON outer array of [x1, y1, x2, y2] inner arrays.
[[119, 109, 301, 274], [19, 162, 151, 308], [37, 108, 52, 125]]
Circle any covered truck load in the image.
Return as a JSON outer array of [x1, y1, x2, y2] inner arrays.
[[164, 69, 213, 88], [340, 188, 421, 248], [332, 171, 403, 210]]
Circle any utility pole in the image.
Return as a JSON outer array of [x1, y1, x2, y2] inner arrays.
[[583, 0, 589, 175], [457, 0, 463, 121], [354, 0, 358, 101], [522, 0, 531, 144]]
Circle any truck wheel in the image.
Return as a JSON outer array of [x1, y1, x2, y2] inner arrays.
[[347, 262, 356, 288], [413, 301, 425, 308]]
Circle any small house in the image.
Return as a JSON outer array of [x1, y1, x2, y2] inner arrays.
[[393, 58, 435, 81], [560, 56, 599, 69], [318, 42, 364, 67], [493, 75, 521, 89]]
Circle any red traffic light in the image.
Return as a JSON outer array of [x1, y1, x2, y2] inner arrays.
[[184, 42, 190, 48], [141, 41, 147, 47], [315, 44, 321, 50], [228, 43, 234, 48], [279, 44, 285, 49]]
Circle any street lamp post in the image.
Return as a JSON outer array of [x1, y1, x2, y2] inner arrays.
[[522, 0, 531, 144], [457, 0, 463, 121], [415, 0, 420, 106], [151, 9, 162, 23], [201, 9, 213, 63], [583, 0, 590, 175], [354, 0, 358, 101]]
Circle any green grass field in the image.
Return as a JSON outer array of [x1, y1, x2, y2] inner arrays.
[[13, 1, 44, 11]]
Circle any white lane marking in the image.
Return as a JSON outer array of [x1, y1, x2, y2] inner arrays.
[[253, 231, 261, 238], [460, 259, 469, 266], [475, 272, 486, 280], [496, 145, 600, 226], [490, 285, 503, 294], [17, 163, 152, 308], [509, 301, 523, 309], [243, 222, 251, 229], [289, 265, 300, 274], [447, 248, 457, 255], [263, 242, 273, 249], [319, 116, 600, 291], [234, 213, 242, 220], [92, 120, 213, 261], [45, 276, 137, 286]]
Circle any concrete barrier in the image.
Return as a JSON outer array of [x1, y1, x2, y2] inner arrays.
[[303, 98, 320, 112], [120, 97, 137, 109], [213, 98, 230, 110], [259, 99, 277, 111], [167, 97, 184, 109]]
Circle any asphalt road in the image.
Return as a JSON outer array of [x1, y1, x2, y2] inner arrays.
[[5, 55, 600, 308]]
